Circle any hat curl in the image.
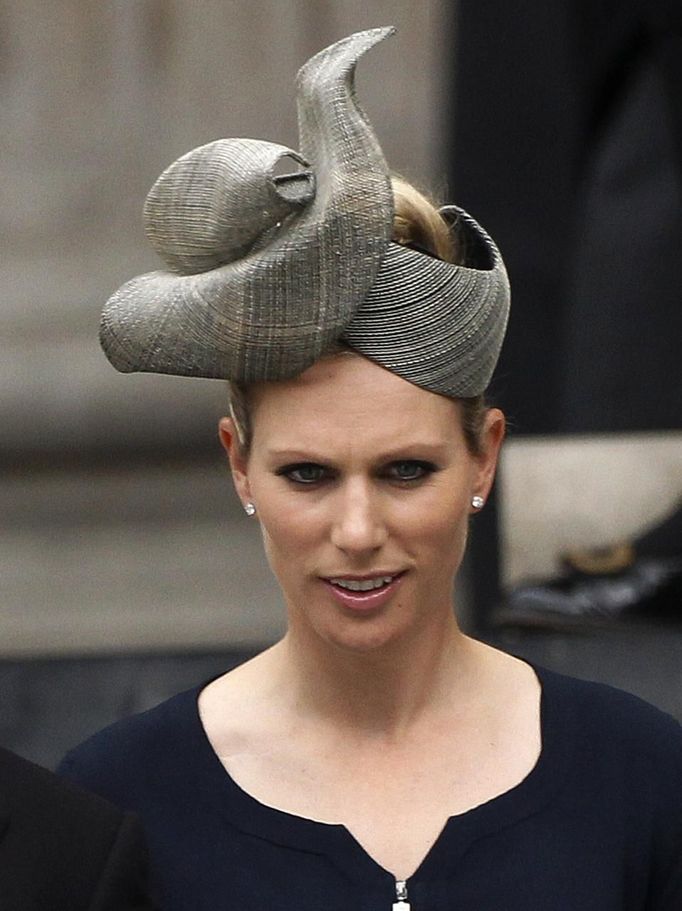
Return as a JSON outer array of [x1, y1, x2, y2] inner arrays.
[[99, 27, 510, 398], [100, 27, 395, 382]]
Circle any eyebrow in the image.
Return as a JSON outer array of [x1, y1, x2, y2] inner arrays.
[[265, 443, 450, 464]]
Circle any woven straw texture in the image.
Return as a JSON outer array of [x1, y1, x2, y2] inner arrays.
[[344, 208, 509, 397], [99, 28, 510, 398], [100, 28, 394, 383]]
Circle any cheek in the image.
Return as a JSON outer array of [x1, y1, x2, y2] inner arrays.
[[399, 478, 471, 532], [400, 487, 471, 565], [425, 507, 469, 556], [255, 499, 322, 572]]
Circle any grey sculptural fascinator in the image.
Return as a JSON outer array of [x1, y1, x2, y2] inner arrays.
[[100, 27, 510, 398]]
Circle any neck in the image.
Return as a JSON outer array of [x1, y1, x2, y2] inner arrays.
[[269, 610, 478, 736]]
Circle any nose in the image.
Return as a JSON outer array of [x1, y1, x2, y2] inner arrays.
[[330, 479, 387, 555]]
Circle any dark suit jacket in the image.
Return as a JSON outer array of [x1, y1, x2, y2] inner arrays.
[[0, 746, 153, 910], [453, 0, 682, 434]]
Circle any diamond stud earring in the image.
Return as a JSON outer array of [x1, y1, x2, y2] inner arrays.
[[244, 502, 257, 517], [471, 496, 485, 509]]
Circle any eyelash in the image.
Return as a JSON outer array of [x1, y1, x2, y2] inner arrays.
[[276, 463, 327, 485], [388, 460, 438, 482], [275, 460, 438, 486]]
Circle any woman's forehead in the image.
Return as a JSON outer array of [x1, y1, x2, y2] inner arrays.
[[253, 354, 448, 408], [249, 354, 463, 442]]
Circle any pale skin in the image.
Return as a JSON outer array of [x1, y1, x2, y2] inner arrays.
[[199, 353, 541, 881]]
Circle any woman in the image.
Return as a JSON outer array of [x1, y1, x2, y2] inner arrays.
[[60, 29, 682, 910]]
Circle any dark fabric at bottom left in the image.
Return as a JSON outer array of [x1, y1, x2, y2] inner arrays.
[[0, 745, 153, 911]]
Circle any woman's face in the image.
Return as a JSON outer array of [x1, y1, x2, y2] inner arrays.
[[221, 354, 504, 653]]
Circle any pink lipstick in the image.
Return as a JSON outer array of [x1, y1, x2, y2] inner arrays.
[[322, 572, 405, 612]]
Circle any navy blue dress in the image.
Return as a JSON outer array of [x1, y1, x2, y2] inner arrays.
[[59, 665, 682, 910]]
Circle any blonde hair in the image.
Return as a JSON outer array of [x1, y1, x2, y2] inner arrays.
[[229, 176, 487, 455], [391, 176, 458, 262]]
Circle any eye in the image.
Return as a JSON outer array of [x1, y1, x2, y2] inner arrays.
[[385, 460, 437, 482], [276, 462, 329, 485]]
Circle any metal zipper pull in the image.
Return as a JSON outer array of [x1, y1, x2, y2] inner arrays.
[[393, 879, 411, 910]]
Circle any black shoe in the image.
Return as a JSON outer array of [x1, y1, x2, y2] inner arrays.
[[491, 556, 682, 631]]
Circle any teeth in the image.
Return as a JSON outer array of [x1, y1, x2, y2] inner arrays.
[[331, 575, 395, 592]]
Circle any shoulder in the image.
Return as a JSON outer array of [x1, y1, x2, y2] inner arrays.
[[537, 664, 682, 787], [58, 685, 202, 809], [538, 664, 682, 741]]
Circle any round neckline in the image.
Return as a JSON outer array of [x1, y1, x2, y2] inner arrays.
[[185, 661, 577, 885]]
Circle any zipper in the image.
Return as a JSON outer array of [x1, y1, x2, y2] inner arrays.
[[392, 879, 411, 910]]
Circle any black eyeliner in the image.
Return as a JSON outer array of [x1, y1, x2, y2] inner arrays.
[[274, 462, 311, 476]]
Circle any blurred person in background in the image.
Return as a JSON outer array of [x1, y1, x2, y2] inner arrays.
[[58, 29, 682, 911], [494, 501, 682, 629], [0, 745, 153, 910], [452, 1, 682, 628], [454, 0, 682, 435]]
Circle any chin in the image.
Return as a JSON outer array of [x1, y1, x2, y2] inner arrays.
[[328, 629, 398, 655], [314, 611, 421, 656]]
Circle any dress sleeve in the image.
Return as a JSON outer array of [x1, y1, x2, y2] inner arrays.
[[646, 715, 682, 910], [648, 835, 682, 910], [58, 728, 141, 810]]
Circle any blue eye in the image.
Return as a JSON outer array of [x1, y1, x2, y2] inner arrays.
[[277, 463, 328, 484], [387, 460, 436, 482]]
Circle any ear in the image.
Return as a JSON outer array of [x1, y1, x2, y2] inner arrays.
[[471, 408, 505, 507], [218, 417, 252, 508]]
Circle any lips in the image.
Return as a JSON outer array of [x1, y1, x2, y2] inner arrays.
[[322, 571, 405, 611], [329, 574, 397, 592]]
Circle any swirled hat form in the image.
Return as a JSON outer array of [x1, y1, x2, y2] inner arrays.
[[100, 27, 510, 398]]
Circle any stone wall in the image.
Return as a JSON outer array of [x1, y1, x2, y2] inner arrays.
[[0, 1, 451, 654], [1, 1, 450, 460]]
